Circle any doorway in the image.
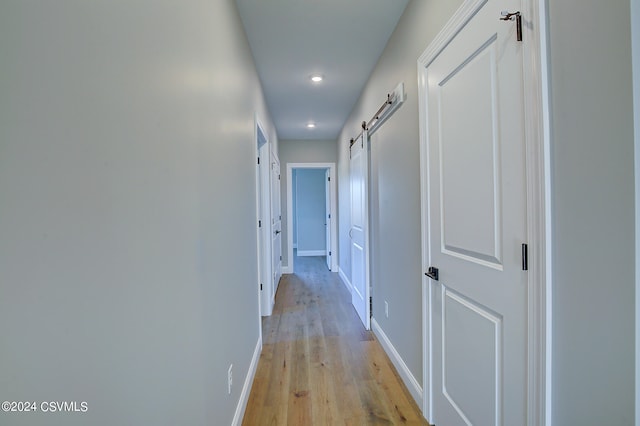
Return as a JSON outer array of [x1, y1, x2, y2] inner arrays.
[[256, 119, 282, 317], [286, 163, 337, 274]]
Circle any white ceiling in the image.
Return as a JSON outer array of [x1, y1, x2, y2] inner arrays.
[[235, 0, 410, 140]]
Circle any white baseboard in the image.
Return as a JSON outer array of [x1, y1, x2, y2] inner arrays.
[[296, 250, 326, 257], [231, 336, 262, 426], [371, 319, 423, 408], [338, 267, 352, 295], [281, 265, 293, 274]]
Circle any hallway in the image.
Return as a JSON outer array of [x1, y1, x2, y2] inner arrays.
[[242, 255, 427, 425]]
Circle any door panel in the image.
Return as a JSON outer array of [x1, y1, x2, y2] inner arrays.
[[350, 134, 370, 329], [437, 287, 502, 425], [424, 1, 527, 425], [439, 38, 502, 267]]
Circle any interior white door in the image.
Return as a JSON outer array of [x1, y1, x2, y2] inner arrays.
[[257, 129, 271, 316], [424, 1, 527, 425], [350, 133, 370, 330], [256, 145, 265, 313], [271, 155, 282, 299], [325, 169, 331, 270]]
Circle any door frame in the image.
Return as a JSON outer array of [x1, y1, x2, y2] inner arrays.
[[255, 117, 275, 317], [270, 152, 282, 309], [417, 0, 551, 423], [285, 162, 338, 273], [325, 169, 332, 270]]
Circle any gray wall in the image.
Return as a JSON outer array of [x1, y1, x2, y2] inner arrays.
[[278, 139, 337, 268], [549, 1, 636, 424], [634, 0, 640, 419], [295, 169, 327, 254], [0, 1, 276, 425], [338, 0, 464, 390]]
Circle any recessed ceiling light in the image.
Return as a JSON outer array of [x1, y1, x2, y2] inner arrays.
[[310, 74, 323, 83], [307, 123, 316, 129]]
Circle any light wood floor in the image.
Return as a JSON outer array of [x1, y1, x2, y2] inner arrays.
[[242, 255, 429, 425]]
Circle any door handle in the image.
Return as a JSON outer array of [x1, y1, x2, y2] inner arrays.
[[275, 230, 281, 235], [425, 266, 439, 281]]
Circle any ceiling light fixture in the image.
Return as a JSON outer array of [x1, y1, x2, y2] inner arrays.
[[307, 123, 316, 129], [310, 74, 323, 83]]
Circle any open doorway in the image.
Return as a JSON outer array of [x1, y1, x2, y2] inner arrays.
[[256, 118, 282, 317], [286, 163, 337, 273]]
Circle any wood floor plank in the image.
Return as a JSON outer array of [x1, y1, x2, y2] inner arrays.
[[287, 334, 312, 425], [242, 255, 429, 426]]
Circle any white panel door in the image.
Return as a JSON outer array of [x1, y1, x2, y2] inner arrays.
[[325, 169, 331, 270], [424, 1, 527, 425], [350, 133, 370, 329], [271, 155, 282, 297]]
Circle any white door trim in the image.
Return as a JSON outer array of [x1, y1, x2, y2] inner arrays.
[[325, 168, 332, 271], [270, 152, 282, 310], [285, 163, 338, 273], [255, 116, 273, 319], [417, 0, 551, 423]]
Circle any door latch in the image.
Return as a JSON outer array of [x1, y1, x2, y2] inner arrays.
[[425, 267, 439, 281]]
